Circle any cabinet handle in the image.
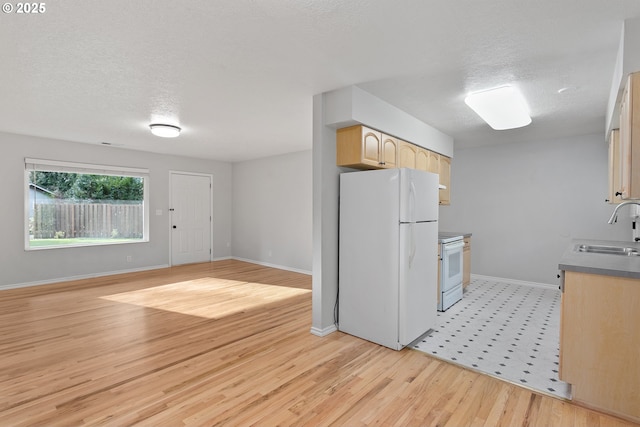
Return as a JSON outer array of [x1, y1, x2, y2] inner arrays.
[[379, 162, 385, 165], [616, 191, 623, 196]]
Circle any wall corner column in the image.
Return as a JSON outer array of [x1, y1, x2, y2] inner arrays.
[[311, 93, 340, 336]]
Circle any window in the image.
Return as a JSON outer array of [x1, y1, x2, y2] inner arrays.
[[25, 158, 149, 250]]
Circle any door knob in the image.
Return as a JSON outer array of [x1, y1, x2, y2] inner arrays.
[[172, 225, 177, 229]]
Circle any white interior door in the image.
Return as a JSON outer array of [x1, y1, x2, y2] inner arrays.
[[170, 172, 212, 266]]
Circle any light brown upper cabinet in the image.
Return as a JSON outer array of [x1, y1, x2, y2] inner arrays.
[[336, 125, 397, 169], [426, 150, 440, 175], [608, 129, 623, 204], [398, 140, 418, 169], [401, 142, 433, 173], [336, 124, 452, 204], [422, 150, 451, 205], [416, 147, 431, 172], [439, 155, 451, 205], [381, 134, 399, 169], [619, 72, 640, 199], [396, 141, 451, 205]]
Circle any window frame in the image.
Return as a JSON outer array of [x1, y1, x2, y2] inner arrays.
[[24, 158, 150, 251]]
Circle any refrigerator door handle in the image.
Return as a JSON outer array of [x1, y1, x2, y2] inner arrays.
[[408, 223, 416, 267], [409, 181, 416, 223]]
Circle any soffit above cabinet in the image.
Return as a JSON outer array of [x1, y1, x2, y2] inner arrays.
[[324, 86, 454, 158]]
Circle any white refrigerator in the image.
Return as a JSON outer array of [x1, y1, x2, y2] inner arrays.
[[338, 168, 439, 350]]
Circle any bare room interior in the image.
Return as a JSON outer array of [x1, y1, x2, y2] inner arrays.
[[2, 1, 640, 425]]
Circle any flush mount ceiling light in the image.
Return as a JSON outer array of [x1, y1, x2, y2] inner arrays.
[[149, 123, 181, 138], [464, 85, 532, 130]]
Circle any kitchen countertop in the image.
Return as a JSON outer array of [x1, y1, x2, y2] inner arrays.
[[558, 239, 640, 279]]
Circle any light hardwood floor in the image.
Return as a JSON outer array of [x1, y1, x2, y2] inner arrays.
[[0, 259, 637, 426]]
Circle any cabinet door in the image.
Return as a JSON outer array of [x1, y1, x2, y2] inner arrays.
[[427, 151, 440, 175], [399, 143, 435, 173], [620, 80, 632, 199], [398, 141, 417, 169], [439, 156, 451, 205], [381, 134, 398, 168], [362, 128, 383, 167], [560, 271, 640, 420], [416, 148, 430, 172], [620, 72, 640, 199], [463, 237, 471, 288], [633, 73, 640, 199], [608, 129, 622, 204], [336, 125, 383, 169], [437, 244, 441, 307]]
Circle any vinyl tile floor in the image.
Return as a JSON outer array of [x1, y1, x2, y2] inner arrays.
[[411, 278, 571, 400]]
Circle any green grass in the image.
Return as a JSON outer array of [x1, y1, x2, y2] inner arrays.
[[29, 237, 142, 247]]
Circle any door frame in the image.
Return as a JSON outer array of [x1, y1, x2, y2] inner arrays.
[[169, 171, 214, 266]]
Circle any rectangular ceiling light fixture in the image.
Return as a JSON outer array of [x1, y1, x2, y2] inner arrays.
[[464, 85, 532, 130]]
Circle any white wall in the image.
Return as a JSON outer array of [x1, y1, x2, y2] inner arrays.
[[231, 150, 312, 273], [439, 132, 630, 284], [324, 86, 454, 157], [0, 131, 233, 288]]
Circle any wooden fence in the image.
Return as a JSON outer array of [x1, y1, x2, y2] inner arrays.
[[31, 203, 143, 239]]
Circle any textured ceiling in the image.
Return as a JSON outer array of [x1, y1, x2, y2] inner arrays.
[[1, 0, 640, 162]]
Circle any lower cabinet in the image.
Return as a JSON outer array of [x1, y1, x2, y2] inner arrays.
[[560, 271, 640, 423], [463, 237, 471, 288], [437, 243, 441, 307]]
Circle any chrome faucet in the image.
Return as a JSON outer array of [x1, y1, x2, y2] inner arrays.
[[607, 201, 640, 224]]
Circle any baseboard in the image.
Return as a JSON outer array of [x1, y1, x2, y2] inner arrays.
[[231, 257, 311, 276], [310, 324, 338, 337], [0, 264, 170, 292], [471, 274, 558, 290], [2, 258, 310, 291]]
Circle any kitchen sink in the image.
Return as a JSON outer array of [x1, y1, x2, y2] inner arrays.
[[575, 244, 640, 256]]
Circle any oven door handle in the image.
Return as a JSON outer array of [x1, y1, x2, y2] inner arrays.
[[444, 241, 465, 251]]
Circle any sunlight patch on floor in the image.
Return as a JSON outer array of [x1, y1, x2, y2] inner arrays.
[[100, 277, 310, 319]]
